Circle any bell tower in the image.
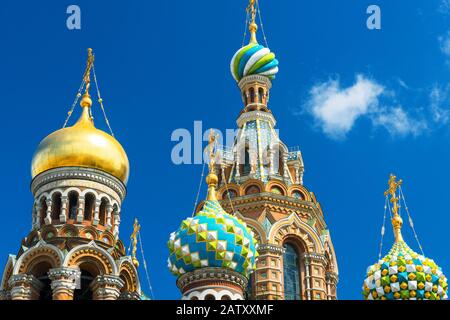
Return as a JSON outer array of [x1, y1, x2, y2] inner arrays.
[[215, 0, 339, 300], [0, 49, 142, 300]]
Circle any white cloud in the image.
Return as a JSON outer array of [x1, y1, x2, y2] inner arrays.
[[439, 32, 450, 57], [439, 0, 450, 14], [303, 75, 425, 140], [372, 107, 427, 137], [430, 85, 450, 124], [305, 75, 383, 139]]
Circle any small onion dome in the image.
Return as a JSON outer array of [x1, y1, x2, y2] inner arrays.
[[167, 200, 258, 278], [363, 241, 448, 300], [230, 42, 279, 82]]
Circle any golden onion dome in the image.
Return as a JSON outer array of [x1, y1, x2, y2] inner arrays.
[[31, 93, 129, 184]]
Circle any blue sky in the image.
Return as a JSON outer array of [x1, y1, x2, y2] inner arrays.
[[0, 0, 449, 300]]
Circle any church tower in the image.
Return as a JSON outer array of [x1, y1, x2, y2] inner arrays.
[[0, 49, 142, 300], [214, 0, 339, 300]]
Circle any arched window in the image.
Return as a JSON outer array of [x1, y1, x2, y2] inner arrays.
[[30, 261, 52, 300], [84, 193, 95, 221], [222, 189, 237, 200], [204, 294, 215, 300], [292, 191, 304, 200], [258, 88, 264, 103], [68, 192, 78, 220], [99, 199, 108, 226], [283, 244, 301, 300], [73, 270, 94, 300], [51, 193, 62, 221], [271, 186, 284, 195], [243, 147, 251, 174], [245, 185, 260, 195], [249, 88, 255, 103], [221, 295, 231, 300], [39, 197, 47, 226]]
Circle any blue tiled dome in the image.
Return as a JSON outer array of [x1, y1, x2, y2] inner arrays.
[[167, 200, 258, 277]]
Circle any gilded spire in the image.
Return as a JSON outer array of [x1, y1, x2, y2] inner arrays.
[[384, 174, 404, 243], [247, 0, 258, 44], [80, 48, 94, 109], [131, 218, 141, 268], [205, 129, 218, 201]]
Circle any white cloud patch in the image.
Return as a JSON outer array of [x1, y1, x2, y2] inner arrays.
[[303, 75, 427, 140], [439, 0, 450, 14], [430, 85, 450, 124], [439, 32, 450, 57], [372, 107, 427, 137]]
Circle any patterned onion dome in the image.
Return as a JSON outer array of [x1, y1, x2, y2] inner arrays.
[[363, 241, 448, 300], [167, 199, 258, 278], [230, 42, 279, 82]]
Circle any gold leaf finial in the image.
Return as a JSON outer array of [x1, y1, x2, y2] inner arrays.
[[130, 218, 141, 268], [247, 0, 258, 44], [80, 48, 94, 108], [384, 174, 404, 242], [205, 129, 218, 201]]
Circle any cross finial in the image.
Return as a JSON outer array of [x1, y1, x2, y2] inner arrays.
[[130, 218, 141, 267], [384, 174, 404, 242], [247, 0, 258, 44], [80, 48, 95, 108]]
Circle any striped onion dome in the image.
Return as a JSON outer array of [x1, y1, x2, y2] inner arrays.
[[230, 42, 279, 82], [363, 241, 448, 300]]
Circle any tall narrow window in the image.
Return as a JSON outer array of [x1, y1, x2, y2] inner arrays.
[[243, 147, 251, 174], [249, 87, 255, 103], [283, 244, 301, 300], [258, 88, 264, 103], [68, 192, 78, 220], [51, 193, 62, 221], [84, 193, 95, 221]]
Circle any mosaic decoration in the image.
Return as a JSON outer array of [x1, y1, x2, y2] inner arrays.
[[167, 200, 258, 278], [363, 241, 448, 300], [230, 43, 279, 82]]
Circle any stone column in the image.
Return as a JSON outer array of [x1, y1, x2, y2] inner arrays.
[[283, 153, 289, 181], [44, 198, 53, 225], [60, 196, 68, 223], [76, 196, 85, 223], [48, 267, 81, 300], [106, 204, 113, 230], [294, 163, 300, 185], [9, 274, 43, 300], [113, 209, 120, 238], [303, 256, 312, 300], [269, 148, 276, 175], [90, 275, 124, 300], [93, 199, 101, 226], [34, 203, 42, 230]]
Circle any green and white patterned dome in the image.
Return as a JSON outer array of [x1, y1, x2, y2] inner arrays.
[[363, 174, 448, 300], [363, 241, 448, 300]]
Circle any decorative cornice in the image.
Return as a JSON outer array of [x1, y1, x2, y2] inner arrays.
[[302, 252, 327, 265], [238, 75, 272, 91], [31, 167, 126, 200], [177, 268, 248, 292], [237, 110, 276, 128], [257, 244, 285, 255]]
